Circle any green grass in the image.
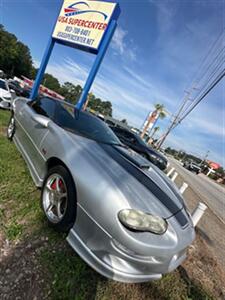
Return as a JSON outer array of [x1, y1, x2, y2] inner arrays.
[[5, 221, 24, 240], [0, 109, 10, 127], [0, 109, 215, 300]]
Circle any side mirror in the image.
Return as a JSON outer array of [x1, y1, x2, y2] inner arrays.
[[10, 89, 15, 94], [31, 114, 50, 128]]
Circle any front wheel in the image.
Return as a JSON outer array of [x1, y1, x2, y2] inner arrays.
[[7, 115, 15, 141], [41, 165, 77, 232]]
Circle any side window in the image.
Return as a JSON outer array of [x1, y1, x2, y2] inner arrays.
[[115, 128, 126, 135], [31, 98, 56, 120], [55, 102, 75, 128], [123, 131, 134, 139]]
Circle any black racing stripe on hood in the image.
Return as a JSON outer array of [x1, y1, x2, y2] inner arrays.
[[101, 144, 188, 227], [155, 167, 185, 207]]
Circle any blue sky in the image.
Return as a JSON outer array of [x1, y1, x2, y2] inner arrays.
[[1, 0, 224, 167]]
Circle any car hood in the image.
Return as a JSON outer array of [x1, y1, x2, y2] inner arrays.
[[65, 132, 186, 221], [144, 146, 167, 161], [112, 145, 183, 211]]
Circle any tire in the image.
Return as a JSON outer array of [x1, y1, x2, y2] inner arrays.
[[7, 115, 15, 141], [41, 165, 77, 232]]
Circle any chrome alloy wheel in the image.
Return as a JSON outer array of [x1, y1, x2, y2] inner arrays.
[[42, 174, 68, 223]]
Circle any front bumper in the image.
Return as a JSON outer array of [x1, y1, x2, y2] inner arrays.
[[67, 227, 165, 282], [67, 204, 193, 283]]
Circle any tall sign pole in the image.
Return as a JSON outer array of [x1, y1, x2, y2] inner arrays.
[[76, 19, 117, 110], [29, 0, 120, 108], [30, 38, 55, 100]]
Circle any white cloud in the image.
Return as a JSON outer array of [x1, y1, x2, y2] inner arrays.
[[44, 57, 88, 86], [33, 58, 39, 68], [149, 0, 178, 34], [184, 115, 225, 137], [112, 27, 127, 54], [111, 26, 137, 61], [122, 65, 179, 108]]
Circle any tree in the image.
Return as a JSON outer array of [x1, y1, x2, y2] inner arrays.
[[60, 82, 82, 104], [154, 103, 166, 120], [141, 103, 167, 138], [0, 24, 33, 77], [42, 73, 61, 93], [216, 167, 225, 176], [30, 68, 61, 93], [87, 93, 112, 116], [100, 100, 112, 116], [30, 66, 38, 79]]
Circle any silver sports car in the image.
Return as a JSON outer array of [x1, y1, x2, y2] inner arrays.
[[8, 96, 196, 283]]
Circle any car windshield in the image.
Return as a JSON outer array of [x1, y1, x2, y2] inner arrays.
[[55, 101, 122, 145], [0, 80, 7, 90]]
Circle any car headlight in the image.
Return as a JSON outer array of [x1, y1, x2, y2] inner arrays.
[[118, 209, 167, 234]]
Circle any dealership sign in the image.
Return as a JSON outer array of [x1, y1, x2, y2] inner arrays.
[[52, 0, 118, 53], [30, 0, 120, 110]]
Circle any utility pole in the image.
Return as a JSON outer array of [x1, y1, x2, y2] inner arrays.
[[156, 91, 191, 149]]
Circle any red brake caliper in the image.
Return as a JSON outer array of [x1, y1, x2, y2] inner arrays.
[[59, 179, 65, 192], [51, 179, 64, 192], [51, 179, 57, 190]]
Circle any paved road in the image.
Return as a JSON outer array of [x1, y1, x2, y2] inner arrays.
[[168, 157, 225, 223]]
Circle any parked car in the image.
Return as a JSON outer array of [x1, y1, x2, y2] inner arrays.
[[21, 86, 32, 98], [109, 125, 168, 170], [8, 80, 24, 96], [8, 96, 196, 283], [0, 79, 13, 109], [183, 160, 201, 174]]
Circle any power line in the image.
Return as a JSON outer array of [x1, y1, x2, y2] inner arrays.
[[157, 61, 225, 148], [180, 57, 225, 117], [185, 27, 225, 90], [195, 46, 225, 88], [156, 28, 225, 148], [176, 69, 225, 125]]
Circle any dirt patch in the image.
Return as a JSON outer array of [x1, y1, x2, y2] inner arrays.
[[0, 127, 7, 136], [183, 234, 225, 299], [0, 237, 48, 300]]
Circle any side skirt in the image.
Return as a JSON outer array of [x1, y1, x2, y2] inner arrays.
[[13, 135, 43, 187]]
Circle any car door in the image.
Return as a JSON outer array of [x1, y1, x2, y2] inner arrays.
[[16, 97, 56, 176]]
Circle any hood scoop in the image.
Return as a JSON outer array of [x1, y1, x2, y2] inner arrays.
[[114, 145, 151, 169]]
